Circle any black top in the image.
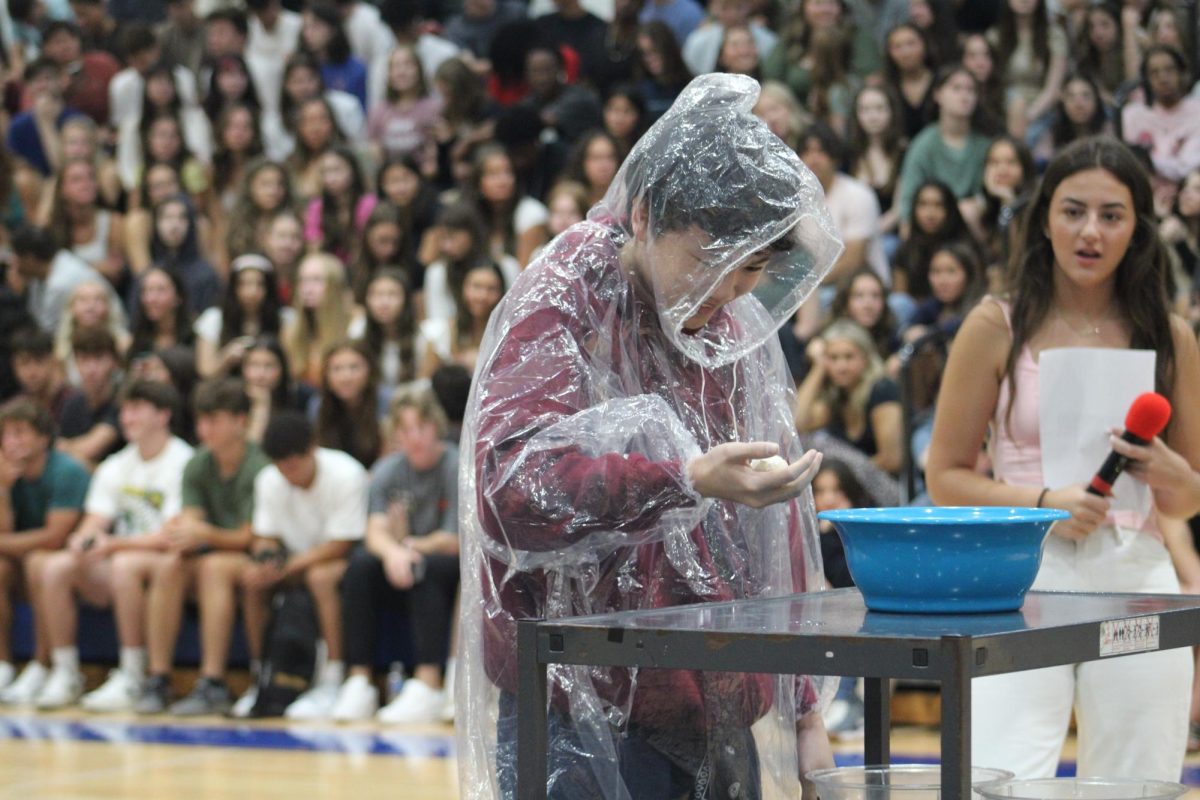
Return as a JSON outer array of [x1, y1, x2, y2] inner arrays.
[[826, 377, 900, 457]]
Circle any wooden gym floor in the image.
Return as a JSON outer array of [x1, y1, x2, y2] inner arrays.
[[0, 695, 1195, 798]]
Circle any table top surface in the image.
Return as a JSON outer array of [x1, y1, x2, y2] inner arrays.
[[539, 588, 1200, 641]]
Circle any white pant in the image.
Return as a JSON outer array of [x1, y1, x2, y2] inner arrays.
[[971, 528, 1193, 780]]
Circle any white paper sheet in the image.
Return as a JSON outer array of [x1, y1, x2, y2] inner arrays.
[[1038, 348, 1155, 521]]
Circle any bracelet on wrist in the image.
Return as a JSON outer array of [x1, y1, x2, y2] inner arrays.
[[1036, 487, 1050, 508]]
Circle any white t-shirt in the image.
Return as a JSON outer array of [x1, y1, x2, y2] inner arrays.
[[343, 3, 397, 106], [422, 255, 520, 323], [193, 306, 297, 345], [247, 9, 304, 116], [826, 173, 888, 282], [253, 447, 367, 554], [260, 89, 367, 162], [86, 437, 195, 537], [108, 65, 200, 132]]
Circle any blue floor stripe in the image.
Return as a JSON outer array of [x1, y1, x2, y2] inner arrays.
[[0, 714, 1196, 787], [0, 715, 455, 757]]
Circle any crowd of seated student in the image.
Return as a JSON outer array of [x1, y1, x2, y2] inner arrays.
[[0, 0, 1198, 747]]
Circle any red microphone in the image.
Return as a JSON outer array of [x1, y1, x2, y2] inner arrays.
[[1086, 392, 1172, 497]]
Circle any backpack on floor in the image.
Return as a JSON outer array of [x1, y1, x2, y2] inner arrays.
[[250, 586, 319, 718]]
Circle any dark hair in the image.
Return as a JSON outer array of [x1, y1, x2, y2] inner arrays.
[[930, 64, 981, 128], [1077, 4, 1124, 88], [436, 202, 490, 269], [42, 20, 81, 43], [960, 32, 1005, 134], [205, 8, 249, 38], [46, 159, 103, 258], [996, 0, 1051, 84], [280, 52, 328, 134], [355, 202, 409, 301], [882, 23, 935, 87], [929, 239, 985, 314], [798, 121, 849, 169], [261, 410, 314, 460], [194, 376, 251, 415], [375, 157, 437, 281], [23, 57, 60, 83], [221, 257, 283, 346], [603, 83, 649, 147], [379, 0, 419, 33], [493, 103, 544, 149], [1050, 73, 1108, 149], [847, 85, 906, 202], [1140, 44, 1189, 105], [816, 457, 870, 509], [211, 104, 265, 194], [1004, 136, 1175, 418], [150, 193, 203, 270], [364, 267, 418, 383], [71, 326, 119, 358], [8, 0, 37, 22], [981, 135, 1035, 234], [304, 2, 352, 65], [227, 158, 294, 259], [566, 129, 625, 194], [315, 339, 380, 467], [140, 62, 183, 129], [204, 56, 262, 122], [466, 143, 520, 256], [454, 261, 507, 352], [10, 225, 58, 260], [317, 145, 368, 261], [12, 327, 55, 358], [433, 57, 487, 127], [829, 266, 898, 358], [636, 21, 693, 88], [289, 97, 346, 169], [488, 19, 545, 88], [430, 363, 471, 427], [895, 180, 975, 299], [120, 377, 180, 416], [242, 335, 295, 409], [119, 23, 159, 62], [131, 266, 195, 356], [140, 111, 193, 173], [0, 397, 56, 441]]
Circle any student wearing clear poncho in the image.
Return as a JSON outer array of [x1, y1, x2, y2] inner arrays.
[[456, 74, 845, 800]]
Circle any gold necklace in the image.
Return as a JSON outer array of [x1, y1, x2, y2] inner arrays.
[[1053, 307, 1113, 337]]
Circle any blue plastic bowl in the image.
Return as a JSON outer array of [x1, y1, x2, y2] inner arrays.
[[817, 507, 1069, 614]]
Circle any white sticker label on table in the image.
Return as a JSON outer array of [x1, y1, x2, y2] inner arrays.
[[1099, 615, 1160, 657]]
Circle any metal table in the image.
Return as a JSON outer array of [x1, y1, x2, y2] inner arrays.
[[517, 588, 1200, 799]]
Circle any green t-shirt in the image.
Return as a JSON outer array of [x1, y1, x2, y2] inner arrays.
[[10, 450, 90, 531], [180, 443, 271, 532], [897, 124, 992, 221]]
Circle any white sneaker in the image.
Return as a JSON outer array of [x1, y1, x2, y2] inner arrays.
[[377, 679, 446, 725], [331, 675, 379, 722], [80, 669, 141, 712], [35, 666, 84, 709], [0, 661, 14, 691], [283, 682, 339, 720], [230, 685, 259, 719], [1, 662, 49, 705]]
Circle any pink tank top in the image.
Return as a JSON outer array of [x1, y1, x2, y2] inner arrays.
[[989, 297, 1158, 537], [989, 298, 1044, 489]]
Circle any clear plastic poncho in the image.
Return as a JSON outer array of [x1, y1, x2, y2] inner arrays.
[[456, 74, 844, 800]]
